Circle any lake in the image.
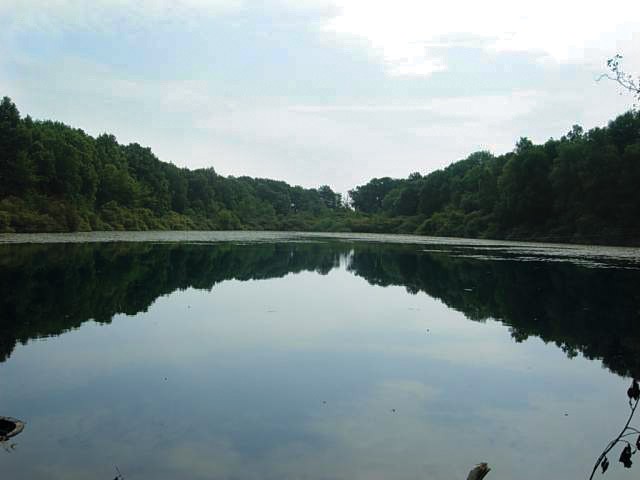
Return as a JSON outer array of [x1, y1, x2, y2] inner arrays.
[[1, 232, 639, 480]]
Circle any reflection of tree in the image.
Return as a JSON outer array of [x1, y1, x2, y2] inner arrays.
[[348, 247, 640, 378], [1, 242, 640, 383], [0, 242, 347, 362], [588, 380, 640, 479]]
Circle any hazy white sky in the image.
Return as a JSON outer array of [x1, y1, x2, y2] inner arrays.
[[1, 0, 639, 193]]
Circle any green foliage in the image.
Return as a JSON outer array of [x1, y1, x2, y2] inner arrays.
[[1, 95, 639, 245], [348, 177, 400, 213], [0, 97, 345, 233], [348, 115, 640, 245]]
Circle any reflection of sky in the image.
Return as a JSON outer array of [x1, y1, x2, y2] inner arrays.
[[0, 265, 631, 479]]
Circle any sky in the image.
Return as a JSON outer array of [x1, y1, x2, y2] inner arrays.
[[0, 1, 639, 194]]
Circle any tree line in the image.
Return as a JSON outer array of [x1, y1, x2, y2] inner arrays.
[[348, 114, 640, 244], [1, 96, 639, 245], [0, 96, 346, 233]]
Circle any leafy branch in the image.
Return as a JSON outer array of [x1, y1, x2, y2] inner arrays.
[[597, 55, 640, 106], [588, 379, 640, 479]]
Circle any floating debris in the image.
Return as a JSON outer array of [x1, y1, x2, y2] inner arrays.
[[466, 463, 491, 480], [0, 417, 25, 441]]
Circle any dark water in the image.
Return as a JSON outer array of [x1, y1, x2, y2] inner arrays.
[[1, 232, 639, 480]]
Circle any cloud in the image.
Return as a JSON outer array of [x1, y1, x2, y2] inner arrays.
[[287, 90, 543, 117], [322, 0, 640, 76], [190, 90, 548, 190], [2, 0, 639, 77], [0, 0, 243, 33]]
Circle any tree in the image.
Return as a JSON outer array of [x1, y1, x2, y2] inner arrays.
[[1, 95, 639, 243], [0, 98, 36, 196], [349, 177, 399, 213], [0, 97, 19, 128], [318, 185, 341, 209]]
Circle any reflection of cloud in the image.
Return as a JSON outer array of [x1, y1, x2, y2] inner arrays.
[[2, 258, 636, 480], [3, 267, 612, 392], [165, 380, 457, 480], [166, 441, 246, 479]]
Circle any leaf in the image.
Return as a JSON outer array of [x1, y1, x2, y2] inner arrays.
[[602, 456, 610, 473], [619, 444, 633, 468], [636, 435, 640, 451], [627, 380, 640, 401]]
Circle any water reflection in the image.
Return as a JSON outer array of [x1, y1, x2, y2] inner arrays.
[[1, 238, 640, 479], [1, 241, 639, 377]]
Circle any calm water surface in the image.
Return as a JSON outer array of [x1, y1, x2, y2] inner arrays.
[[1, 232, 639, 480]]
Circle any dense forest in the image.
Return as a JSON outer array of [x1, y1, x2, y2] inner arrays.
[[348, 115, 640, 244], [1, 96, 639, 245], [0, 97, 347, 232], [2, 241, 639, 378]]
